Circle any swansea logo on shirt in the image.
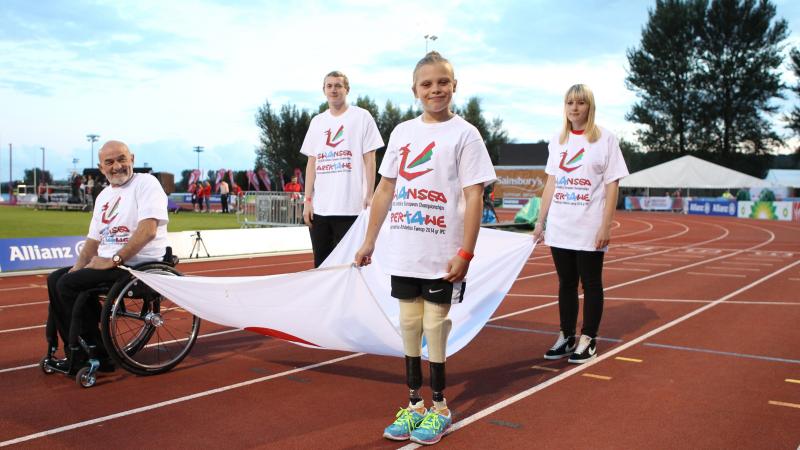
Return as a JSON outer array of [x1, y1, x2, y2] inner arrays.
[[399, 141, 435, 181], [324, 125, 345, 148], [101, 197, 121, 224], [559, 148, 584, 173]]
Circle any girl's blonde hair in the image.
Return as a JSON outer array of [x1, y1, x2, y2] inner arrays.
[[412, 51, 455, 85], [559, 84, 600, 144]]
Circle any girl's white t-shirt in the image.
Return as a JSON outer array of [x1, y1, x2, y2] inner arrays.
[[379, 115, 497, 279], [544, 126, 629, 252], [88, 173, 170, 265], [300, 105, 384, 216]]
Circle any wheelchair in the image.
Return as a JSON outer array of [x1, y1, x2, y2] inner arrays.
[[40, 248, 202, 388]]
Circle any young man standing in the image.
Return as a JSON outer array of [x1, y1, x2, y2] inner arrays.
[[301, 71, 384, 267]]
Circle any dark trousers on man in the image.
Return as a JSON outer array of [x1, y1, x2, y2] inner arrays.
[[47, 266, 126, 349], [221, 193, 229, 213], [309, 214, 358, 267], [550, 246, 605, 338]]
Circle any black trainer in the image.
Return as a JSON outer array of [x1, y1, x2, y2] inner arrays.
[[544, 332, 576, 360], [568, 335, 597, 364]]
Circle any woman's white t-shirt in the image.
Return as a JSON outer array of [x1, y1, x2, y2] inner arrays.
[[88, 173, 169, 265], [379, 115, 497, 279], [544, 127, 629, 252], [300, 105, 384, 216]]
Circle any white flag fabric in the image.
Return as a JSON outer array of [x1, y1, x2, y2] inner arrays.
[[129, 211, 534, 358]]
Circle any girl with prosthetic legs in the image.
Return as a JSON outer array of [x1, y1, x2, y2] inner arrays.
[[355, 52, 495, 445]]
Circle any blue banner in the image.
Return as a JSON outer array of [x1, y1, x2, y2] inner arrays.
[[687, 199, 737, 217], [0, 236, 85, 272]]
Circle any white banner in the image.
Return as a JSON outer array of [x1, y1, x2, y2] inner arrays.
[[129, 210, 535, 358]]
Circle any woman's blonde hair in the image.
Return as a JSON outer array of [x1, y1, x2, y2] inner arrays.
[[559, 84, 600, 144]]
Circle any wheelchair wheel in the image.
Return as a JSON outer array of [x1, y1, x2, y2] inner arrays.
[[100, 264, 201, 376], [76, 366, 96, 388]]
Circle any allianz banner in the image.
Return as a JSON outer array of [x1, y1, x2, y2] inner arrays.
[[0, 236, 84, 272], [687, 199, 737, 216]]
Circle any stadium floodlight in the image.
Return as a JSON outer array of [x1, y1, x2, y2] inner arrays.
[[86, 134, 100, 167], [424, 34, 438, 52], [193, 146, 204, 172]]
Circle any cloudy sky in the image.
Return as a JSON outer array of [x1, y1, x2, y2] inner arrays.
[[1, 0, 799, 182]]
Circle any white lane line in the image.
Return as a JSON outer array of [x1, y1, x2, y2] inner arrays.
[[789, 278, 800, 281], [0, 301, 48, 308], [398, 257, 800, 450], [687, 272, 746, 278], [0, 329, 244, 374], [621, 262, 671, 267], [703, 267, 760, 271], [506, 293, 800, 306], [0, 324, 44, 334], [0, 352, 364, 447], [605, 267, 650, 272], [719, 262, 774, 267], [518, 224, 731, 281], [0, 286, 43, 293], [184, 259, 312, 275]]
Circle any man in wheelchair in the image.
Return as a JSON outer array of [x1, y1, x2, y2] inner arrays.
[[45, 140, 169, 377]]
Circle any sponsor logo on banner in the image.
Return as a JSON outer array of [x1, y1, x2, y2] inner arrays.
[[794, 202, 800, 222], [687, 200, 737, 216], [738, 201, 795, 221], [0, 236, 85, 272]]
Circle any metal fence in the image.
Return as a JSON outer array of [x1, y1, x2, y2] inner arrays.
[[236, 191, 305, 227]]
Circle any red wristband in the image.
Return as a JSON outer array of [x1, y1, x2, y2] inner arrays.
[[457, 248, 474, 261], [304, 196, 312, 203]]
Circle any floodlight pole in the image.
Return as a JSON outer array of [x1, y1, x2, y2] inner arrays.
[[193, 146, 204, 172], [87, 134, 99, 167], [424, 34, 438, 52]]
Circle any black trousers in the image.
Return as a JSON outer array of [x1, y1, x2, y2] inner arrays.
[[47, 266, 127, 349], [309, 214, 357, 268], [550, 246, 605, 338], [221, 193, 229, 213]]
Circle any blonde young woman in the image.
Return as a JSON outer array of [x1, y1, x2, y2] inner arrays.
[[533, 84, 629, 363]]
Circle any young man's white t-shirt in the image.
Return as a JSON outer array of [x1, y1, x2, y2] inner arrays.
[[300, 105, 384, 216], [88, 173, 170, 265], [544, 126, 629, 252], [379, 115, 497, 279]]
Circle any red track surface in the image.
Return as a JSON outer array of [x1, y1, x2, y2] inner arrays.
[[1, 211, 798, 449]]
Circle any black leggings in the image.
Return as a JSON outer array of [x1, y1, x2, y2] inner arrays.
[[550, 246, 605, 338], [309, 214, 357, 267]]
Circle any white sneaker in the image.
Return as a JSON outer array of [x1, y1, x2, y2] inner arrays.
[[568, 335, 597, 364], [543, 331, 577, 360]]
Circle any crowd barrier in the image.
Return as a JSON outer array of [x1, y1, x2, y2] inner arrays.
[[237, 191, 305, 227]]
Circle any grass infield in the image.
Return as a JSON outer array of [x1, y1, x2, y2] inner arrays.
[[0, 206, 242, 238]]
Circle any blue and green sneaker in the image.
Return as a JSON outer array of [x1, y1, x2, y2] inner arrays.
[[410, 409, 452, 445], [383, 407, 426, 441]]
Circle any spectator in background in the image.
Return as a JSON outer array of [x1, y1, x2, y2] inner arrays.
[[86, 175, 95, 208], [189, 181, 199, 212], [196, 181, 205, 212], [203, 181, 212, 212], [284, 175, 302, 196], [722, 190, 734, 200], [219, 179, 230, 213], [284, 175, 303, 222]]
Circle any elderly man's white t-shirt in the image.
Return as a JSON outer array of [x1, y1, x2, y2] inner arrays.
[[379, 115, 497, 279], [88, 173, 169, 265], [300, 105, 384, 216], [544, 127, 629, 252]]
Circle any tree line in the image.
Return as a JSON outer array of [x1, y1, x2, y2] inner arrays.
[[626, 0, 797, 156]]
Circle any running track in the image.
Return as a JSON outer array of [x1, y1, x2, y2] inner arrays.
[[0, 211, 798, 449]]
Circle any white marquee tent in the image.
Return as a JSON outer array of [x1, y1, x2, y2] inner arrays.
[[619, 155, 774, 189], [765, 169, 800, 188]]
